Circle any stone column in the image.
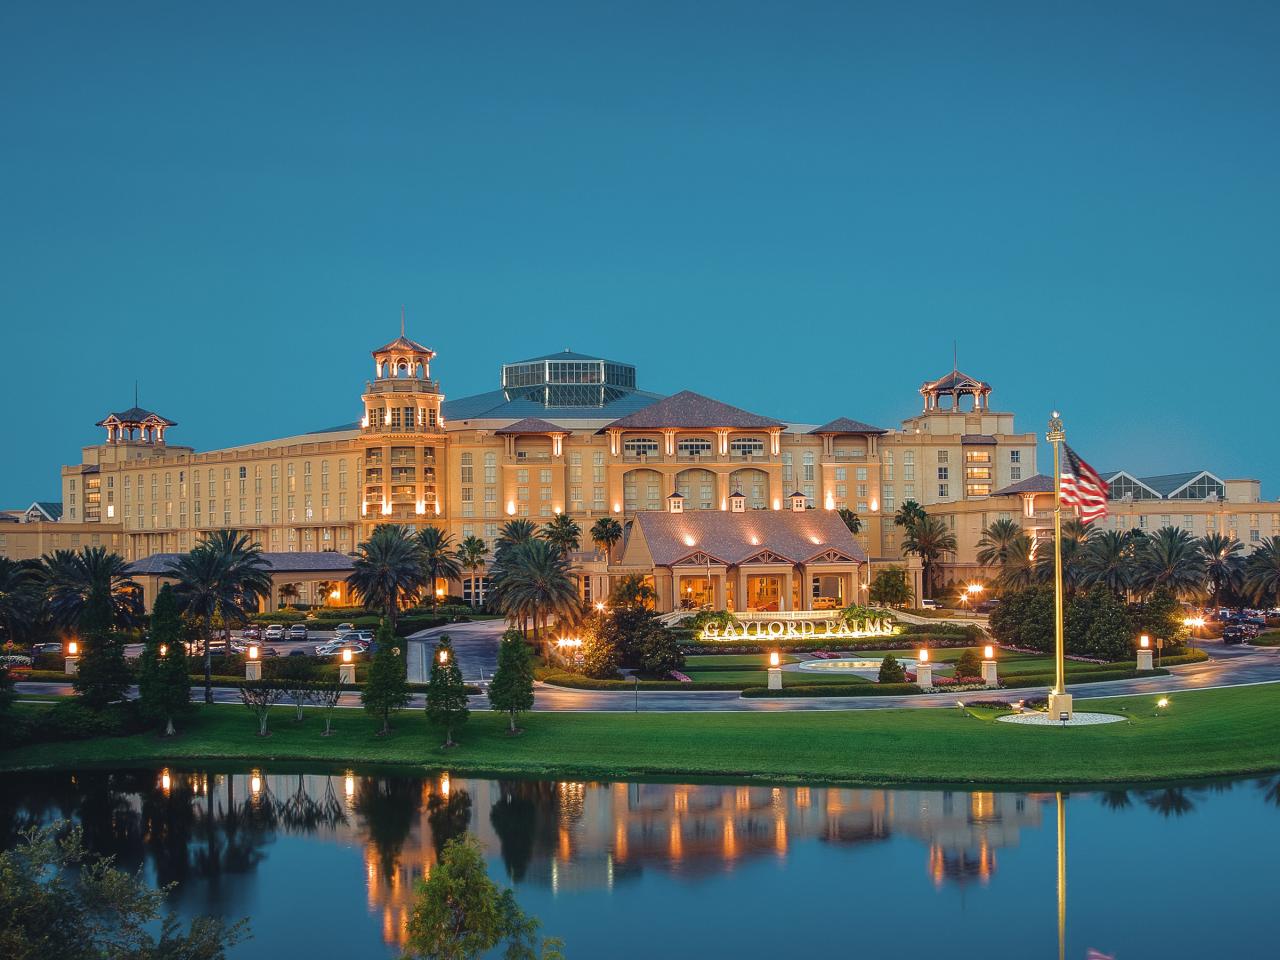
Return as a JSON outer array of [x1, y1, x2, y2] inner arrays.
[[781, 570, 793, 611], [712, 574, 726, 611]]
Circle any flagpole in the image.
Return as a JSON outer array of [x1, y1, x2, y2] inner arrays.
[[1047, 412, 1072, 721]]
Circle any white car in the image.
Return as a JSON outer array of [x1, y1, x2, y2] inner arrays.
[[264, 624, 286, 640], [334, 623, 356, 635]]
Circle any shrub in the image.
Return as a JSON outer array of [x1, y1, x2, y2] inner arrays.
[[878, 655, 906, 684], [952, 649, 983, 680]]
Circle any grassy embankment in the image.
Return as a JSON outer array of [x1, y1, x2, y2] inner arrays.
[[4, 682, 1277, 786]]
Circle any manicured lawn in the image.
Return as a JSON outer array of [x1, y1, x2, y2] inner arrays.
[[4, 684, 1278, 786], [681, 669, 871, 685], [684, 654, 801, 668]]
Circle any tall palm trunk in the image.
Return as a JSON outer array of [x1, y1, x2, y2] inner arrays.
[[204, 626, 214, 704]]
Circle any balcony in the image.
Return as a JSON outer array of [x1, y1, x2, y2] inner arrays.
[[830, 453, 867, 462], [507, 453, 553, 463], [364, 378, 441, 395], [390, 468, 416, 482], [622, 453, 665, 464]]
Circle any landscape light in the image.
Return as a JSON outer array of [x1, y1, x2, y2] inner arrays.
[[919, 649, 929, 663], [67, 640, 78, 656], [769, 651, 780, 668], [248, 645, 259, 660], [438, 649, 449, 665], [983, 645, 994, 660], [594, 601, 606, 612], [342, 648, 353, 663], [159, 644, 167, 657], [1157, 697, 1169, 709], [1139, 635, 1150, 649]]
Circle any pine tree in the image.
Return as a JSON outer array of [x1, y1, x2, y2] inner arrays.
[[361, 619, 411, 735], [425, 634, 469, 747], [137, 584, 191, 736], [488, 629, 534, 734], [72, 583, 131, 709]]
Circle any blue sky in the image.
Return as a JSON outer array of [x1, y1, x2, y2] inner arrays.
[[3, 1, 1278, 504]]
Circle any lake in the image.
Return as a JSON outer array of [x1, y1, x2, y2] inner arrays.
[[3, 766, 1277, 959]]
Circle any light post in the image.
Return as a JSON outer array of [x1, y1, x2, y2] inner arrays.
[[916, 647, 933, 689], [64, 639, 79, 676], [245, 644, 262, 680], [1136, 634, 1153, 672], [981, 643, 998, 688], [767, 650, 783, 690], [339, 646, 357, 685]]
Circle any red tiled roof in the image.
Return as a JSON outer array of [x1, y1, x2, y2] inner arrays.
[[634, 510, 867, 567], [494, 417, 567, 435], [605, 390, 781, 430], [808, 417, 887, 435]]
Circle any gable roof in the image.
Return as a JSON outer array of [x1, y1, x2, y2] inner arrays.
[[604, 390, 782, 430], [808, 417, 887, 436], [991, 474, 1054, 496], [128, 551, 355, 576], [493, 417, 568, 435], [26, 501, 63, 521], [632, 510, 867, 567], [96, 407, 175, 426], [921, 370, 990, 392], [1139, 470, 1222, 498]]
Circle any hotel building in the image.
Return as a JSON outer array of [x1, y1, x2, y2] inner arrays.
[[3, 330, 1277, 610]]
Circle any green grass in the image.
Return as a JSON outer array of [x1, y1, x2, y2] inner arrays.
[[3, 683, 1278, 786], [681, 669, 871, 686], [683, 654, 801, 668]]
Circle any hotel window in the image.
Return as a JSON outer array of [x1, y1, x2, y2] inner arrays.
[[1252, 528, 1261, 542], [835, 467, 846, 482], [802, 452, 815, 482], [938, 483, 949, 499], [571, 486, 583, 511], [803, 484, 815, 508], [623, 438, 660, 457], [883, 489, 896, 512], [516, 469, 528, 484], [937, 450, 949, 464], [517, 487, 529, 502], [903, 456, 915, 482], [1010, 466, 1022, 480], [856, 483, 868, 499], [540, 468, 552, 484], [1183, 515, 1194, 530], [593, 452, 605, 483], [904, 483, 915, 499], [460, 453, 473, 484], [540, 485, 552, 502], [937, 467, 949, 481], [835, 483, 847, 505], [593, 487, 605, 512], [1010, 450, 1021, 463], [883, 451, 894, 481], [1139, 515, 1148, 529], [569, 452, 582, 484], [678, 438, 713, 457], [730, 437, 765, 458], [856, 467, 868, 482], [484, 453, 497, 484], [782, 453, 793, 483]]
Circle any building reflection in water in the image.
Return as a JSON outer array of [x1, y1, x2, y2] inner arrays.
[[0, 770, 1053, 950]]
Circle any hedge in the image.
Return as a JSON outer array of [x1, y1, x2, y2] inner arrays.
[[679, 634, 977, 655], [21, 669, 478, 696], [742, 683, 923, 698], [1251, 631, 1280, 647], [0, 700, 147, 748]]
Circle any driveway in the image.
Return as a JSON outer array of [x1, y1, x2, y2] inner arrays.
[[406, 618, 507, 684]]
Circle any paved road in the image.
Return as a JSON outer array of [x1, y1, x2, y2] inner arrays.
[[18, 639, 1278, 714], [406, 619, 506, 683]]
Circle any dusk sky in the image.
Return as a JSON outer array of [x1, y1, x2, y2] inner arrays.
[[3, 1, 1277, 505]]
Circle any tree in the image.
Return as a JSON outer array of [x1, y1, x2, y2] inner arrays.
[[952, 649, 983, 680], [1076, 587, 1136, 661], [0, 558, 41, 649], [1135, 526, 1206, 600], [277, 582, 300, 608], [1199, 533, 1244, 610], [636, 622, 685, 676], [1131, 586, 1190, 652], [490, 539, 580, 644], [1245, 537, 1280, 607], [1078, 530, 1136, 597], [836, 508, 862, 534], [578, 616, 621, 679], [172, 530, 272, 705], [540, 513, 582, 557], [589, 516, 624, 562], [989, 586, 1055, 652], [239, 679, 281, 737], [609, 573, 656, 609], [273, 657, 314, 722], [1034, 518, 1092, 595], [361, 619, 411, 735], [425, 635, 469, 748], [39, 546, 143, 634], [976, 518, 1024, 568], [868, 567, 912, 607], [878, 655, 905, 684], [313, 676, 344, 737], [418, 526, 461, 612], [455, 535, 487, 608], [488, 630, 534, 734], [137, 584, 191, 736], [404, 834, 561, 960], [348, 524, 426, 631], [0, 823, 247, 960], [902, 515, 956, 599], [893, 500, 926, 532], [72, 584, 131, 709], [494, 519, 538, 563]]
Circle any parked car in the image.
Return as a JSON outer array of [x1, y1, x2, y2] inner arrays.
[[334, 623, 356, 635], [30, 642, 64, 654], [242, 625, 262, 640], [337, 630, 374, 646], [919, 599, 938, 610], [1223, 625, 1251, 645], [264, 625, 286, 641], [287, 624, 309, 640]]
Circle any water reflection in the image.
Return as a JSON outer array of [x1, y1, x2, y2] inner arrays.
[[3, 770, 1277, 956]]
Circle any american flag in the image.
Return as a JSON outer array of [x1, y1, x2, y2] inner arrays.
[[1060, 444, 1109, 524]]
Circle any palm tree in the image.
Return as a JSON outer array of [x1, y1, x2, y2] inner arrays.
[[994, 533, 1037, 592], [277, 582, 300, 608], [417, 526, 461, 612], [894, 500, 926, 532], [590, 517, 624, 563], [836, 508, 862, 534], [976, 518, 1024, 568], [610, 573, 657, 608], [172, 530, 272, 704], [494, 519, 538, 564], [1244, 536, 1280, 608], [1198, 533, 1244, 610], [540, 513, 582, 557], [490, 538, 580, 644], [347, 524, 426, 631], [40, 546, 143, 632], [455, 535, 488, 608], [1034, 519, 1093, 595], [901, 515, 956, 599], [1078, 530, 1136, 597], [1135, 526, 1206, 600], [0, 558, 41, 647]]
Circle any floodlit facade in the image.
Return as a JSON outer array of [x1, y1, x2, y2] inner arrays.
[[4, 331, 1278, 608]]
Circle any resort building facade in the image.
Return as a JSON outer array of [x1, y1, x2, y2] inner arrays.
[[4, 331, 1278, 610]]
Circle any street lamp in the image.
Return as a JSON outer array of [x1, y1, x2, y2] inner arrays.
[[767, 651, 783, 690], [1136, 634, 1153, 672], [981, 645, 998, 687], [342, 648, 353, 663], [916, 648, 933, 689], [438, 648, 449, 665]]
